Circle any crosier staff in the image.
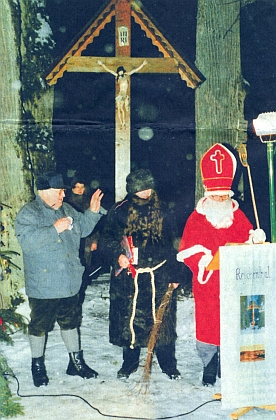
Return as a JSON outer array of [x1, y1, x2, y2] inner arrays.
[[238, 143, 260, 229]]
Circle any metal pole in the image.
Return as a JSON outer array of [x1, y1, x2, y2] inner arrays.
[[267, 142, 276, 242]]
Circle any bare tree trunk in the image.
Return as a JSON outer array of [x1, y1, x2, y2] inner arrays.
[[195, 0, 247, 202], [0, 0, 55, 307]]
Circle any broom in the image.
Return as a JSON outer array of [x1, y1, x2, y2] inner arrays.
[[141, 283, 175, 391]]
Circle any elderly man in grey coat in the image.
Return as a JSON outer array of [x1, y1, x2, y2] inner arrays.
[[15, 171, 106, 387]]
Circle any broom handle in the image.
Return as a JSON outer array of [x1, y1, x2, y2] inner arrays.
[[142, 284, 175, 389], [146, 284, 174, 357]]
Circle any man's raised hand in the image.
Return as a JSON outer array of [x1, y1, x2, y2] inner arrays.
[[90, 189, 104, 213]]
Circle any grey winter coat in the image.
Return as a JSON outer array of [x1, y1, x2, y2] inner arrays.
[[15, 195, 104, 299]]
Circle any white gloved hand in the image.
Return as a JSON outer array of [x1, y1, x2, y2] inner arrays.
[[248, 229, 266, 244]]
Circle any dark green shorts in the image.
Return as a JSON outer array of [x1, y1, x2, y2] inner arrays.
[[28, 294, 81, 336]]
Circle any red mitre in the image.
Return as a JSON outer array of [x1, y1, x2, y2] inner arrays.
[[200, 143, 237, 195]]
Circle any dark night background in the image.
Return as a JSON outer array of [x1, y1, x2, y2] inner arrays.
[[45, 0, 276, 239]]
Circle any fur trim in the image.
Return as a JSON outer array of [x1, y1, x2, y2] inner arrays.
[[198, 255, 213, 284], [177, 245, 213, 284], [177, 245, 212, 262]]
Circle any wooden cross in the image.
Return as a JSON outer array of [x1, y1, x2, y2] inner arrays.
[[46, 0, 204, 201]]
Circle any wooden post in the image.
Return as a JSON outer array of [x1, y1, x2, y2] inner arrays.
[[115, 0, 131, 201]]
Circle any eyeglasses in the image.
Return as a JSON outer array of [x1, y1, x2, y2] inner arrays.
[[210, 195, 229, 201]]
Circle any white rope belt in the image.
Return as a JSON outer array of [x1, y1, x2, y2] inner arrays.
[[129, 259, 166, 349]]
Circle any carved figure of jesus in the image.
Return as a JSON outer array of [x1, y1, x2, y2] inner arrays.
[[98, 60, 147, 129]]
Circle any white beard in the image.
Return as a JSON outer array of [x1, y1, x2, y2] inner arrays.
[[197, 197, 237, 229]]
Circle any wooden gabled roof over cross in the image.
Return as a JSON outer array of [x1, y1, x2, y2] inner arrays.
[[46, 0, 204, 200]]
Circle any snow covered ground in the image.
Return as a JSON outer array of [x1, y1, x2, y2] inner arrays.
[[1, 274, 276, 420]]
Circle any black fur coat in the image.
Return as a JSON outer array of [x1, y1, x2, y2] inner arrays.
[[99, 192, 181, 348]]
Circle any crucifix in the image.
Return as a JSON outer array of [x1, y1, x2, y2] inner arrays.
[[46, 0, 204, 201], [96, 55, 147, 201]]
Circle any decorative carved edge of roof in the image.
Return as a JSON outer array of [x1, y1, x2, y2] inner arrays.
[[45, 0, 205, 88]]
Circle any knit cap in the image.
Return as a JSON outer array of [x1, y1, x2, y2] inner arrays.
[[126, 169, 155, 194]]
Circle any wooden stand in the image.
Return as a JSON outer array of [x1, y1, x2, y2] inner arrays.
[[213, 374, 276, 417], [206, 243, 244, 271], [206, 242, 269, 271], [230, 405, 276, 419], [212, 243, 275, 418]]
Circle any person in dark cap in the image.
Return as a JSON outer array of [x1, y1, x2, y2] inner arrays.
[[99, 169, 181, 380], [15, 171, 106, 387]]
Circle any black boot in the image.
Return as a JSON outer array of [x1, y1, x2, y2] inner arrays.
[[66, 350, 98, 378], [31, 356, 49, 387], [202, 352, 218, 386], [156, 344, 181, 380], [117, 347, 140, 379], [217, 347, 221, 379]]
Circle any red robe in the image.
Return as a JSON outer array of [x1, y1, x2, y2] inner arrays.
[[178, 200, 252, 346]]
